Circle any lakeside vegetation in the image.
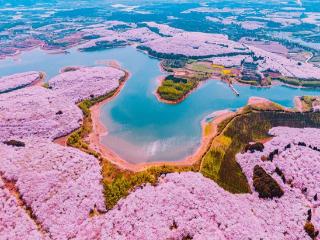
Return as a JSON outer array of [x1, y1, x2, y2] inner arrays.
[[66, 86, 320, 209], [157, 76, 197, 102], [200, 106, 320, 194], [80, 40, 127, 52], [157, 59, 235, 103], [66, 69, 131, 154], [161, 59, 188, 72], [277, 77, 320, 88], [299, 96, 320, 112], [67, 91, 116, 157], [66, 79, 198, 209], [137, 45, 250, 60], [103, 165, 197, 208], [156, 54, 320, 104], [61, 65, 320, 210]]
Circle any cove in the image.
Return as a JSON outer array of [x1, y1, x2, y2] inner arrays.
[[1, 46, 320, 164]]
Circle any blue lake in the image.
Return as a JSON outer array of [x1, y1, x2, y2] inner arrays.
[[1, 46, 320, 163]]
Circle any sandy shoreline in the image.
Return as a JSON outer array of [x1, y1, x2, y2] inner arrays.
[[32, 72, 46, 87], [53, 62, 302, 172], [52, 58, 307, 173], [294, 96, 303, 112], [84, 64, 233, 172], [153, 76, 189, 105], [55, 87, 297, 172], [86, 64, 233, 172], [154, 74, 225, 105], [89, 94, 235, 172]]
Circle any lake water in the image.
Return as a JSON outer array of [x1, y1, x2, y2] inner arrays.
[[1, 46, 320, 163]]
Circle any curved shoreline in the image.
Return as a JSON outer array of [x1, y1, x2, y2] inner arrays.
[[76, 64, 236, 172], [153, 76, 191, 105], [55, 63, 304, 173], [90, 101, 235, 171], [88, 92, 299, 173], [36, 48, 314, 172], [154, 72, 320, 105], [154, 75, 222, 105], [52, 61, 234, 172]]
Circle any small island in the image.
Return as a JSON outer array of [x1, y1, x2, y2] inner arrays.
[[156, 59, 239, 103]]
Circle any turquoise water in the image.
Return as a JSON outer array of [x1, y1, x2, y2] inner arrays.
[[1, 46, 320, 163]]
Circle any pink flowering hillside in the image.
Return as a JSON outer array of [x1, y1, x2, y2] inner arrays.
[[49, 66, 125, 103], [0, 86, 83, 141], [143, 22, 184, 36], [73, 127, 320, 239], [247, 45, 320, 79], [141, 31, 249, 57], [1, 2, 320, 239], [237, 127, 320, 238], [119, 27, 160, 43], [0, 139, 106, 239], [0, 178, 43, 240], [0, 71, 42, 93], [76, 171, 310, 239]]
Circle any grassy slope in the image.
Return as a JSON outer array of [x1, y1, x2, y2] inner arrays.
[[201, 107, 320, 193]]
